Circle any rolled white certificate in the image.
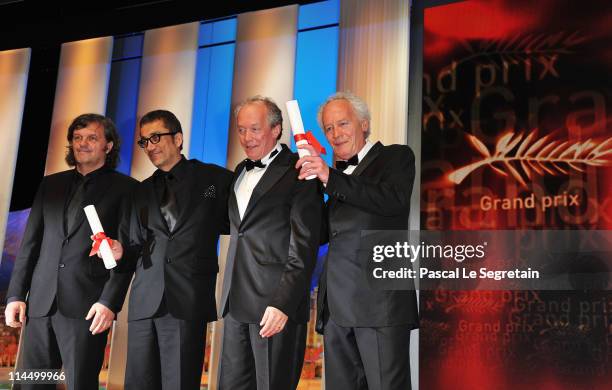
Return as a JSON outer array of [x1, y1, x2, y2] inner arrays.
[[286, 100, 316, 180], [84, 205, 117, 269]]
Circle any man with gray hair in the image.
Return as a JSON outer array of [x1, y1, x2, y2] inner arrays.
[[219, 96, 323, 389], [296, 92, 419, 390]]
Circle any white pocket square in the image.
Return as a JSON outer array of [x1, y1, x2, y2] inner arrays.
[[203, 185, 216, 199]]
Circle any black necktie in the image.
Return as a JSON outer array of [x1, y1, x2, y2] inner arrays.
[[64, 176, 89, 233], [160, 174, 179, 231], [335, 154, 359, 171]]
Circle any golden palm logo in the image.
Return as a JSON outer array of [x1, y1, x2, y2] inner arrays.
[[448, 131, 612, 187]]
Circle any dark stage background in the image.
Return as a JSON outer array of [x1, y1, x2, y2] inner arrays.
[[420, 0, 611, 389]]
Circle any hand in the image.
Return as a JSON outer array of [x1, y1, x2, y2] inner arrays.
[[86, 303, 115, 335], [259, 306, 288, 338], [108, 239, 123, 261], [5, 301, 26, 328], [295, 144, 330, 184], [90, 236, 123, 261]]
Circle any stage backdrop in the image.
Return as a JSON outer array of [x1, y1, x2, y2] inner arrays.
[[420, 0, 611, 389], [0, 0, 417, 388]]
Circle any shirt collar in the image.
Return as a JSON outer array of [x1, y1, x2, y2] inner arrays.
[[260, 142, 282, 165], [74, 164, 111, 181], [356, 140, 374, 164], [154, 155, 188, 181]]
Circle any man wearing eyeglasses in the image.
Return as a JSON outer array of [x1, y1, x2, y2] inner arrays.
[[109, 110, 233, 389]]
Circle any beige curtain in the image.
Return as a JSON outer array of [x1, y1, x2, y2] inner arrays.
[[45, 38, 113, 175], [338, 0, 410, 145], [0, 48, 31, 253], [128, 22, 200, 182], [224, 5, 298, 169]]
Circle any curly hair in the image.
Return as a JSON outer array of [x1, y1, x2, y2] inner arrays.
[[65, 113, 121, 169]]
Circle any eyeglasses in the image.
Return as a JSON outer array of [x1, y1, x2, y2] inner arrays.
[[137, 132, 177, 148]]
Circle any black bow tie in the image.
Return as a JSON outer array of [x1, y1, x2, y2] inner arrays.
[[244, 148, 279, 171], [335, 155, 359, 171], [244, 159, 266, 171]]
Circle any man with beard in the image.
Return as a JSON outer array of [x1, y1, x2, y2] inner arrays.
[[110, 109, 233, 390], [5, 113, 137, 390]]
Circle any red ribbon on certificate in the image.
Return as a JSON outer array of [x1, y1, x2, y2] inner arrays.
[[294, 132, 327, 155], [89, 232, 113, 257]]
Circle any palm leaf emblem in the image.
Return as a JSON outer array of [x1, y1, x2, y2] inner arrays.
[[448, 131, 612, 187]]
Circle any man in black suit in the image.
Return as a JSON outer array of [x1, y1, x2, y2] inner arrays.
[[296, 92, 419, 390], [4, 113, 137, 390], [110, 110, 233, 390], [218, 96, 323, 390]]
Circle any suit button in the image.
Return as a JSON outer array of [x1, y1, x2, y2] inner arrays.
[[332, 231, 338, 238], [59, 263, 65, 268], [62, 238, 69, 245], [166, 257, 172, 264], [339, 194, 346, 201], [238, 232, 244, 237], [168, 234, 174, 241]]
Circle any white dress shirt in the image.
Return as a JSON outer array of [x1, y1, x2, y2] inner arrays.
[[342, 140, 374, 175], [234, 143, 282, 220]]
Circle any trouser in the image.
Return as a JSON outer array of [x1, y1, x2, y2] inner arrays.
[[17, 304, 108, 390], [323, 316, 413, 390], [125, 304, 207, 390], [219, 312, 307, 390]]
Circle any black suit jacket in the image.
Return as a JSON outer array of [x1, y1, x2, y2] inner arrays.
[[7, 168, 138, 318], [220, 145, 323, 324], [316, 142, 419, 332], [127, 159, 233, 322]]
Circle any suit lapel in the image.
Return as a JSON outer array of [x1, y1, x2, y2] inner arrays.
[[351, 141, 383, 177], [146, 178, 170, 233], [55, 172, 73, 237], [228, 161, 244, 229], [170, 163, 195, 233], [241, 147, 292, 224], [327, 142, 383, 212]]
